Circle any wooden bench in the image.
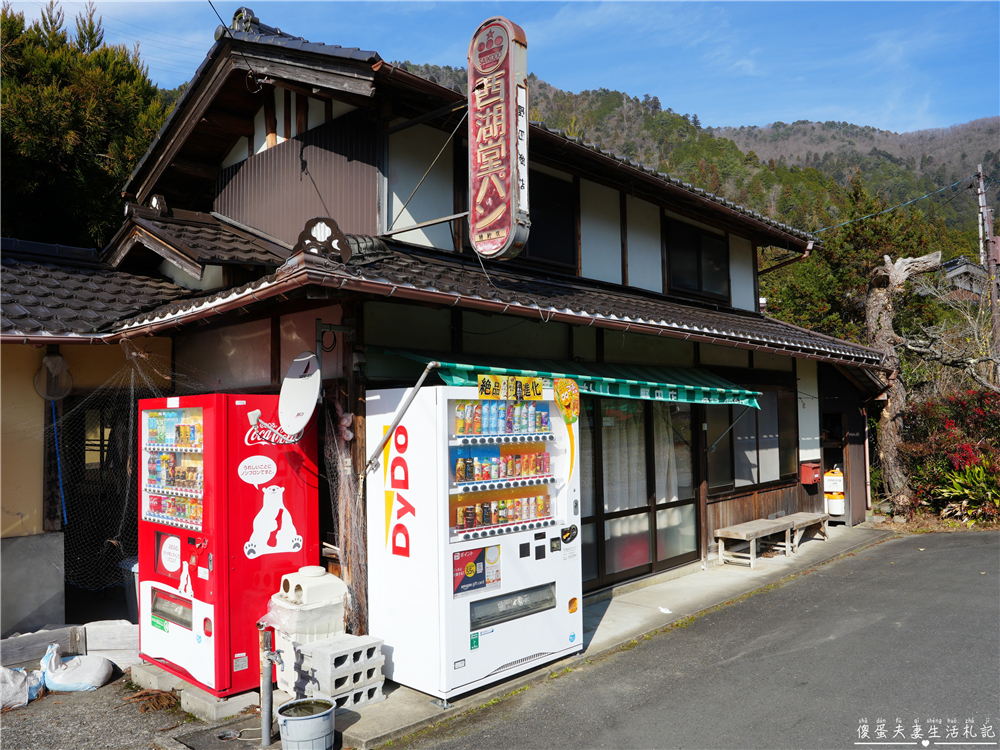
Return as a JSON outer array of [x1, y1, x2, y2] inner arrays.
[[715, 518, 795, 569], [783, 512, 831, 552]]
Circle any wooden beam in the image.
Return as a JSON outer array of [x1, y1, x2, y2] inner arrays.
[[232, 55, 374, 99], [133, 58, 236, 203], [264, 89, 277, 148], [170, 157, 221, 181], [284, 89, 292, 139], [201, 108, 255, 137], [296, 93, 308, 135]]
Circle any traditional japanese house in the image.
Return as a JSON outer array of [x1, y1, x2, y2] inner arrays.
[[1, 10, 888, 635]]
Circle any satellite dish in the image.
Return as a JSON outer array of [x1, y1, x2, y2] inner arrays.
[[278, 351, 321, 435], [34, 355, 73, 401]]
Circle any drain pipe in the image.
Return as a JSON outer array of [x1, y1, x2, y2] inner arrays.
[[364, 360, 441, 475], [258, 624, 284, 748]]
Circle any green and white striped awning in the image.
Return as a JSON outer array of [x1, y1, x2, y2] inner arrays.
[[372, 349, 760, 409]]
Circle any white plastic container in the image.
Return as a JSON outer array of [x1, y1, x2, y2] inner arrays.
[[277, 698, 335, 750], [263, 566, 350, 695]]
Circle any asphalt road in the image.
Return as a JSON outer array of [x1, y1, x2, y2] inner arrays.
[[391, 531, 1000, 750]]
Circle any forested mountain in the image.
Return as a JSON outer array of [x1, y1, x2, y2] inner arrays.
[[401, 61, 998, 259]]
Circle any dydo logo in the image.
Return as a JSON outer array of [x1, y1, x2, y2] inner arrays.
[[383, 424, 415, 557]]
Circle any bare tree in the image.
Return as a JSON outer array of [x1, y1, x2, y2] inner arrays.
[[902, 275, 1000, 394], [865, 251, 941, 512]]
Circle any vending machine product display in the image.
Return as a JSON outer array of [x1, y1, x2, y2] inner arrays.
[[137, 394, 319, 697], [366, 377, 583, 699]]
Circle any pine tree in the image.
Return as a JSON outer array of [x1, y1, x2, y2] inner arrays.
[[1, 1, 167, 248]]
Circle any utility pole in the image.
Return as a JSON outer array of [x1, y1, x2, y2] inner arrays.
[[975, 165, 1000, 359]]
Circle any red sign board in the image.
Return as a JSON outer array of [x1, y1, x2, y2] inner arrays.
[[468, 17, 529, 260]]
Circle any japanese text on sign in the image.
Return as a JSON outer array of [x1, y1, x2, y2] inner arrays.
[[477, 374, 543, 400], [468, 17, 528, 260]]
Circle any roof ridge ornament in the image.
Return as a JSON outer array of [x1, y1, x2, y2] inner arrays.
[[294, 218, 351, 263]]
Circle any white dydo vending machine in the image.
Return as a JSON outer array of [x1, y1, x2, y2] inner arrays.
[[366, 375, 583, 700]]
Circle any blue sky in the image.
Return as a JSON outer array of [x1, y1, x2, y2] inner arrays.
[[10, 1, 999, 133]]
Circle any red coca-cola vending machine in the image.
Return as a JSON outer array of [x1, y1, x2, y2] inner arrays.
[[137, 393, 319, 697]]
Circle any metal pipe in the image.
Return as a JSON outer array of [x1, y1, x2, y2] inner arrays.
[[758, 240, 814, 277], [259, 626, 273, 748], [363, 359, 440, 475], [708, 404, 755, 453]]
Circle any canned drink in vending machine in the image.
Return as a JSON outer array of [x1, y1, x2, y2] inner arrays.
[[474, 504, 483, 527], [455, 458, 465, 484], [536, 496, 545, 519], [465, 505, 476, 529], [456, 506, 465, 529]]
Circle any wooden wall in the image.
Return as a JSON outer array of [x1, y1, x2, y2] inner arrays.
[[705, 482, 824, 551], [215, 108, 378, 243]]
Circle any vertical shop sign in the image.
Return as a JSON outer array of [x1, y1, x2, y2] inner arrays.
[[468, 17, 529, 260]]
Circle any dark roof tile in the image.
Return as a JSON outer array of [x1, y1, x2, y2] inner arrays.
[[1, 246, 192, 336]]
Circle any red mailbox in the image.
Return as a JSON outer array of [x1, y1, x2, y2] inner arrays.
[[800, 462, 821, 485]]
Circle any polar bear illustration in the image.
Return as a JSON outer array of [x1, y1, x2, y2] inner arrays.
[[244, 484, 303, 559]]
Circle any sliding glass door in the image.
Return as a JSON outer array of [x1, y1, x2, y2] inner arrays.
[[580, 396, 699, 592]]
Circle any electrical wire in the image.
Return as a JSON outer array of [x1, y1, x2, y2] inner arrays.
[[815, 175, 975, 234], [206, 0, 262, 93]]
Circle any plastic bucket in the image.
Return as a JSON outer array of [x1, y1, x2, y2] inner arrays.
[[827, 494, 845, 516], [277, 699, 335, 750]]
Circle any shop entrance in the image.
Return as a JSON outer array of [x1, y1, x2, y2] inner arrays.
[[579, 396, 700, 592]]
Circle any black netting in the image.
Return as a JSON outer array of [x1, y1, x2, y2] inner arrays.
[[45, 341, 215, 591]]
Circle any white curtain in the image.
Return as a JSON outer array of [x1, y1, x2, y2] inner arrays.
[[734, 406, 758, 487], [653, 403, 679, 504], [758, 392, 780, 483], [602, 402, 645, 512]]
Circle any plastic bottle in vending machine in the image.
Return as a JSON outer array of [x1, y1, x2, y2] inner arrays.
[[514, 498, 521, 521], [498, 498, 507, 524], [456, 505, 465, 530], [498, 402, 507, 434], [490, 500, 499, 525], [527, 402, 536, 434], [165, 412, 177, 446], [473, 403, 483, 434], [519, 403, 529, 433], [505, 404, 515, 434], [489, 401, 499, 435], [455, 402, 466, 435]]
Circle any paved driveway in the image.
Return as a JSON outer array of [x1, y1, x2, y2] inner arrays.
[[392, 531, 999, 750]]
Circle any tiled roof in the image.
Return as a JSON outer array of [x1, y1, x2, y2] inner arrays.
[[110, 205, 290, 268], [119, 240, 884, 368], [2, 239, 191, 337]]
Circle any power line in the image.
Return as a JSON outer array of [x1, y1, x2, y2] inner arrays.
[[814, 175, 975, 234]]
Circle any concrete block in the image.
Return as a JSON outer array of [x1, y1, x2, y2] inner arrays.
[[290, 634, 384, 698], [322, 681, 385, 712], [180, 685, 259, 722], [129, 662, 188, 692], [85, 620, 141, 669], [85, 620, 138, 650]]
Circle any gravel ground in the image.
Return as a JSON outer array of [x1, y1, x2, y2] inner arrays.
[[0, 671, 206, 750]]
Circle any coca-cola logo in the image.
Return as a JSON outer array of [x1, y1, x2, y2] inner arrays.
[[245, 418, 302, 446]]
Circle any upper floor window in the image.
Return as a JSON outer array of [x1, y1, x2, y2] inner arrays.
[[520, 168, 575, 268], [666, 220, 730, 301]]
